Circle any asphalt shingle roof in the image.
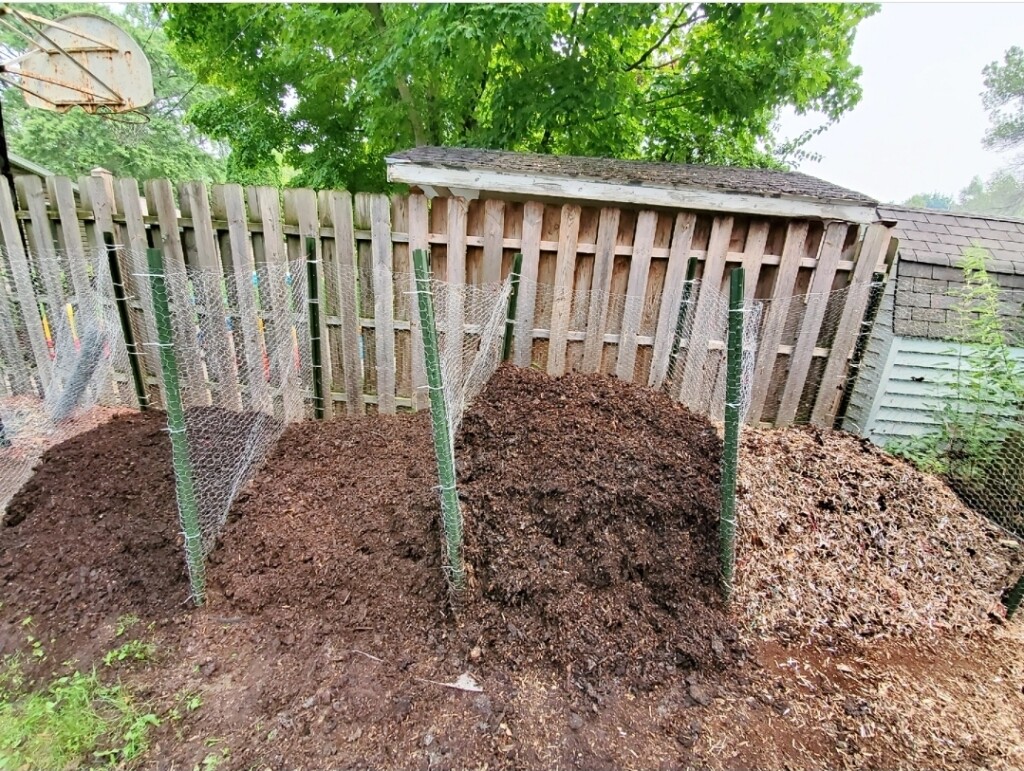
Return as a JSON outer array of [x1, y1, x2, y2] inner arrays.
[[387, 147, 878, 207], [878, 205, 1024, 275]]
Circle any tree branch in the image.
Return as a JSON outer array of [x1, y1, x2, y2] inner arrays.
[[624, 5, 700, 73], [365, 2, 429, 146]]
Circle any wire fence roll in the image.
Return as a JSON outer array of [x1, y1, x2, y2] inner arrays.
[[0, 247, 140, 513]]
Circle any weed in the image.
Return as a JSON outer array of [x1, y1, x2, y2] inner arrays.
[[114, 615, 141, 638], [0, 663, 159, 769], [102, 640, 156, 667]]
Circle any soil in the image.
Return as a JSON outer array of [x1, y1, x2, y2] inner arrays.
[[1, 367, 1022, 770]]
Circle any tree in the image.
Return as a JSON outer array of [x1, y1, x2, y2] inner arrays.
[[901, 172, 1024, 219], [0, 3, 225, 182], [983, 45, 1024, 152], [162, 3, 877, 191], [902, 192, 954, 211]]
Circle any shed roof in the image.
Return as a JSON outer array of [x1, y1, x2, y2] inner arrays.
[[386, 147, 880, 223], [878, 205, 1024, 275]]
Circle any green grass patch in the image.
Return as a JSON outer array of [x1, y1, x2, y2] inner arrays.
[[0, 642, 160, 770]]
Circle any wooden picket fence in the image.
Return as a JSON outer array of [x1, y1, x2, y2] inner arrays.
[[0, 171, 894, 426]]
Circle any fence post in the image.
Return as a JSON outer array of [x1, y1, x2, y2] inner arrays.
[[305, 236, 325, 419], [720, 267, 745, 600], [104, 232, 149, 410], [412, 248, 465, 590], [147, 247, 206, 604], [1006, 572, 1024, 620], [502, 252, 524, 362], [665, 257, 699, 388]]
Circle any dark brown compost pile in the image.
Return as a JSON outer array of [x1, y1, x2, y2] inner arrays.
[[457, 365, 739, 694]]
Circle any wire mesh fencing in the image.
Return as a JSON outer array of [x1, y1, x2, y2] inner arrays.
[[0, 248, 139, 511], [138, 257, 313, 599]]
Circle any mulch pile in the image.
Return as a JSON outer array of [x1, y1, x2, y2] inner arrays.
[[735, 424, 1023, 644], [211, 413, 446, 652], [0, 410, 186, 661], [457, 365, 738, 692]]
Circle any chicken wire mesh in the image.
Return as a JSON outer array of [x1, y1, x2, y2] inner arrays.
[[408, 258, 514, 590], [0, 248, 139, 511], [138, 261, 312, 596]]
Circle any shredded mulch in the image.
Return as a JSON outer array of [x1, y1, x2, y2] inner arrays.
[[0, 410, 186, 662], [735, 424, 1023, 644], [457, 365, 739, 693]]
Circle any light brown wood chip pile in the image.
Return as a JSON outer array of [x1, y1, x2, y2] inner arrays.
[[735, 425, 1022, 644]]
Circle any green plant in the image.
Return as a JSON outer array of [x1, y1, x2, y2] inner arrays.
[[114, 615, 141, 638], [0, 662, 159, 769], [889, 246, 1024, 489], [102, 640, 156, 667]]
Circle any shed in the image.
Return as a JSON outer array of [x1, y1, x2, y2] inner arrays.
[[387, 147, 893, 428], [843, 206, 1024, 442]]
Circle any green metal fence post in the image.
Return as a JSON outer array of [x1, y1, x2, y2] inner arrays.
[[412, 248, 465, 590], [502, 252, 524, 363], [148, 247, 206, 604], [720, 267, 745, 601], [665, 257, 700, 387], [104, 232, 148, 410], [306, 236, 325, 419]]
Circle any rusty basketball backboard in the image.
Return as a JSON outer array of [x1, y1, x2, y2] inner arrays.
[[0, 9, 154, 113]]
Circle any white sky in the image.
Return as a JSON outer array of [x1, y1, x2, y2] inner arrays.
[[777, 2, 1024, 204]]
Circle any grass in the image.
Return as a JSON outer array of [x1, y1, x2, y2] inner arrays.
[[0, 623, 161, 770]]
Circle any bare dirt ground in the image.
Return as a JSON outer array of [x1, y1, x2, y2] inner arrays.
[[1, 366, 1022, 770]]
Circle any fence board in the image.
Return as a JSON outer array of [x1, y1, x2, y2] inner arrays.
[[407, 193, 429, 409], [616, 210, 657, 381], [776, 222, 848, 425], [285, 188, 333, 418], [445, 197, 469, 384], [741, 220, 770, 306], [116, 178, 162, 405], [16, 177, 65, 319], [181, 181, 241, 410], [482, 198, 504, 285], [746, 221, 811, 425], [811, 223, 893, 427], [581, 207, 620, 374], [678, 216, 733, 407], [0, 184, 44, 391], [513, 201, 543, 367], [648, 212, 696, 387], [547, 204, 581, 376], [49, 177, 92, 301], [146, 179, 210, 406], [370, 194, 397, 414], [216, 184, 270, 412], [325, 190, 364, 414]]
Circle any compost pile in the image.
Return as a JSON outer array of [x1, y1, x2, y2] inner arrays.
[[735, 425, 1023, 644], [456, 366, 737, 693], [0, 410, 185, 653]]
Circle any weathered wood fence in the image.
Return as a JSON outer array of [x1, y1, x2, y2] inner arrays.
[[0, 171, 894, 426]]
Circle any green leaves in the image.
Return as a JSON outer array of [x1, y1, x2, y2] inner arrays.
[[163, 2, 875, 189], [983, 45, 1024, 152]]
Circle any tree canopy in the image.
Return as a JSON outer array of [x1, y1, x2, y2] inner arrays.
[[0, 3, 225, 182], [983, 45, 1024, 153], [901, 172, 1024, 220], [162, 2, 877, 191]]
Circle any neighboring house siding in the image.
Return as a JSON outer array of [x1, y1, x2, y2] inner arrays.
[[842, 278, 896, 435], [856, 336, 1024, 445]]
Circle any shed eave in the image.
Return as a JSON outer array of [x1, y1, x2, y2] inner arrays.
[[386, 160, 880, 224]]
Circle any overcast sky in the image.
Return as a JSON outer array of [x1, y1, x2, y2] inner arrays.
[[777, 2, 1024, 205]]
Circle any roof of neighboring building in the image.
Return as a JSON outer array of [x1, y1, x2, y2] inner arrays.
[[386, 146, 880, 222], [8, 152, 59, 179], [878, 205, 1024, 275]]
